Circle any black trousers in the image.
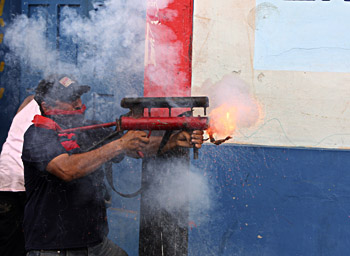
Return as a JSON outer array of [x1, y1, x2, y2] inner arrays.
[[0, 191, 26, 256], [26, 236, 128, 256]]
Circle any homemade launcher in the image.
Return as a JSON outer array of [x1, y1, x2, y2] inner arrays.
[[59, 96, 210, 158]]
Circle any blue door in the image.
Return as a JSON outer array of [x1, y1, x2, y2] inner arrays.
[[20, 0, 90, 102]]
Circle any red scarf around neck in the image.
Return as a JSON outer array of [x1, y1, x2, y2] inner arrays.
[[31, 106, 86, 151], [43, 104, 86, 116]]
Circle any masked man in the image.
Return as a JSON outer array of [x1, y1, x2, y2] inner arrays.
[[22, 74, 203, 256]]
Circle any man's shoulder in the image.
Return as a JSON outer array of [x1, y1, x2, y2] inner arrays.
[[22, 124, 66, 163], [24, 124, 59, 144]]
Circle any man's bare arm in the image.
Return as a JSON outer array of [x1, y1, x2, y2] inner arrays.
[[46, 131, 149, 182]]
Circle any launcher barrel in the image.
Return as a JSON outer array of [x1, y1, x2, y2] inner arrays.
[[120, 116, 209, 131]]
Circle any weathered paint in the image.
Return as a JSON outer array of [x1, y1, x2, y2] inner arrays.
[[0, 87, 4, 99], [144, 0, 193, 108], [0, 0, 5, 16], [0, 61, 5, 72], [255, 0, 350, 73], [192, 0, 350, 149]]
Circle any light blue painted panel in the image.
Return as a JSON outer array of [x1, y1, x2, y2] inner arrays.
[[254, 0, 350, 72]]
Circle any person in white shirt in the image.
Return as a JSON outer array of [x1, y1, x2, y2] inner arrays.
[[0, 95, 40, 256]]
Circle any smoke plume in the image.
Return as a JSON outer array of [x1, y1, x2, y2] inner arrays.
[[4, 0, 148, 89], [142, 160, 216, 227]]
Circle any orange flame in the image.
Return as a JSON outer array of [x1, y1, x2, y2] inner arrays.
[[207, 104, 238, 138]]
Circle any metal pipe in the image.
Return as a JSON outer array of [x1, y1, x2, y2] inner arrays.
[[58, 122, 117, 133], [120, 116, 209, 131]]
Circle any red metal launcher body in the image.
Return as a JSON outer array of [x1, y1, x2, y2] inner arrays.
[[58, 116, 208, 132], [120, 116, 208, 131]]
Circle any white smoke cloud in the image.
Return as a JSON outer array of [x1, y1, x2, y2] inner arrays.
[[4, 14, 77, 76], [145, 40, 185, 89], [60, 0, 147, 78], [4, 0, 184, 100], [4, 0, 149, 86], [144, 160, 216, 227]]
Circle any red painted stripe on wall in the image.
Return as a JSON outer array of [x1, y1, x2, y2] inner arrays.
[[144, 0, 193, 116]]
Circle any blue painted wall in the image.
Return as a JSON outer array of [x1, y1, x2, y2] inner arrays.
[[188, 145, 350, 255], [107, 144, 350, 256]]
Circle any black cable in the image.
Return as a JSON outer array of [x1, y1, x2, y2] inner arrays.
[[105, 161, 143, 198]]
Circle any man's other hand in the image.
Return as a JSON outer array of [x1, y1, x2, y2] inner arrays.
[[170, 130, 204, 149]]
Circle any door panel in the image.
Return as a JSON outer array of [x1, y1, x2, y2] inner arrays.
[[20, 0, 89, 102]]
